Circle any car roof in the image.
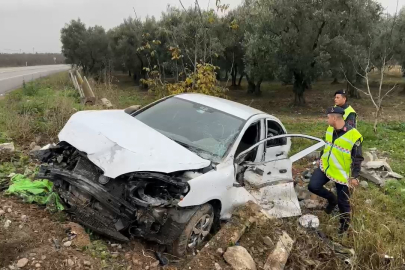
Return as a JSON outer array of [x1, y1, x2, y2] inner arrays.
[[175, 93, 267, 120]]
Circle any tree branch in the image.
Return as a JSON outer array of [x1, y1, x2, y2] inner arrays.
[[380, 84, 398, 101]]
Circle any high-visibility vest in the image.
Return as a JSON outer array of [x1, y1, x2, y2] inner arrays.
[[343, 105, 356, 121], [320, 126, 363, 185]]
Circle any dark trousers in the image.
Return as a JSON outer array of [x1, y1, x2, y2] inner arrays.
[[308, 168, 351, 225]]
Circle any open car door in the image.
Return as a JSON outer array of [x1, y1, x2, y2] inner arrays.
[[235, 134, 325, 218]]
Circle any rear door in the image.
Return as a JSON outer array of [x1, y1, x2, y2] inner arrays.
[[235, 134, 325, 218]]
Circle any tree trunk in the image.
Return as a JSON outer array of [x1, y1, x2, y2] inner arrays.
[[224, 69, 229, 81], [231, 64, 238, 86], [293, 72, 307, 105], [246, 74, 256, 94], [238, 73, 244, 86], [128, 70, 132, 77], [373, 107, 381, 132], [254, 78, 263, 96], [355, 73, 363, 86], [331, 77, 339, 84], [347, 81, 361, 99]]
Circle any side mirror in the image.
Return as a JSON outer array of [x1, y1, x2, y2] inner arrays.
[[124, 105, 142, 115]]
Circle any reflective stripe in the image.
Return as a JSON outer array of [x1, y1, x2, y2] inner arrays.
[[326, 131, 333, 136], [338, 136, 354, 146], [329, 152, 349, 180]]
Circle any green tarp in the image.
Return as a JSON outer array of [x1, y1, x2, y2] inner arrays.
[[6, 174, 64, 211]]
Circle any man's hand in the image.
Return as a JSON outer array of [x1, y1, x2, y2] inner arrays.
[[348, 178, 359, 188]]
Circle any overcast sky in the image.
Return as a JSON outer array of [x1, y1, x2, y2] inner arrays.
[[0, 0, 403, 54]]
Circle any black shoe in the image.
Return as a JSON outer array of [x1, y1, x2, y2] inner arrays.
[[338, 223, 349, 235], [324, 201, 337, 214]]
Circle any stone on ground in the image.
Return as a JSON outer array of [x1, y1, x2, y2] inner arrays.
[[223, 246, 256, 270]]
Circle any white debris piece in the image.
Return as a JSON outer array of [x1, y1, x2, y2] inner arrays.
[[0, 143, 15, 152], [298, 214, 320, 229]]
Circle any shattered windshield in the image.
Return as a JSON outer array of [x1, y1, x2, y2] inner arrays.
[[133, 97, 244, 162]]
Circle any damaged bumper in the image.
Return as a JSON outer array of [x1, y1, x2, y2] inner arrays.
[[36, 145, 200, 244]]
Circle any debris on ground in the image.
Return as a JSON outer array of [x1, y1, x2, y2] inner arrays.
[[6, 174, 64, 211], [298, 214, 320, 229], [0, 142, 15, 152], [63, 222, 91, 249], [182, 201, 269, 270], [360, 149, 403, 186], [263, 231, 293, 270], [223, 246, 256, 270], [101, 98, 113, 109]]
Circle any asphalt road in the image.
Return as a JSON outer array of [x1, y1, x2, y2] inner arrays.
[[0, 64, 70, 95]]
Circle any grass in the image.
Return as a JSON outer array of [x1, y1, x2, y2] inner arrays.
[[1, 70, 405, 269]]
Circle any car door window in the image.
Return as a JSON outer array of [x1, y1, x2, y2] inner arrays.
[[266, 120, 286, 147], [235, 121, 261, 162]]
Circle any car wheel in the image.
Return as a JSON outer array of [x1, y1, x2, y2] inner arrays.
[[169, 203, 214, 256]]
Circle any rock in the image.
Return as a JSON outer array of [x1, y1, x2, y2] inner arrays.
[[215, 262, 222, 270], [0, 210, 5, 216], [35, 263, 41, 268], [298, 214, 320, 229], [6, 208, 12, 213], [64, 222, 91, 248], [29, 142, 37, 150], [363, 161, 392, 172], [263, 236, 274, 247], [217, 248, 224, 254], [111, 252, 119, 258], [63, 241, 72, 247], [263, 231, 294, 270], [29, 253, 36, 257], [41, 256, 46, 260], [360, 168, 385, 186], [16, 258, 29, 268], [150, 260, 160, 267], [363, 151, 374, 163], [360, 181, 369, 189], [35, 136, 42, 144], [0, 142, 15, 152], [101, 98, 113, 109], [4, 220, 11, 228], [83, 261, 91, 266], [301, 199, 323, 209], [295, 186, 311, 201], [21, 215, 28, 222], [19, 225, 23, 229], [365, 199, 372, 205], [223, 246, 256, 270], [67, 259, 74, 266]]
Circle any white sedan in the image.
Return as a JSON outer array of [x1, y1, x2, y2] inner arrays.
[[37, 93, 324, 256]]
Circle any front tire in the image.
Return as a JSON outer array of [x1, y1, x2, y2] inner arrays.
[[169, 204, 214, 256]]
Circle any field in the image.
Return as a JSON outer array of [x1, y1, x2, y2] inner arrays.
[[1, 70, 405, 269]]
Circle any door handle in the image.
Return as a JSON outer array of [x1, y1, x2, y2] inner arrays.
[[276, 151, 284, 157]]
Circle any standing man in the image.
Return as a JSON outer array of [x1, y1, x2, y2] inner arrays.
[[309, 107, 364, 234], [334, 89, 357, 128]]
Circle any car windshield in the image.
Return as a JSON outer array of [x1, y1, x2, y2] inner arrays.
[[133, 97, 244, 162]]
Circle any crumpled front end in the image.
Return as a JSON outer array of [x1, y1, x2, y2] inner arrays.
[[36, 142, 205, 244]]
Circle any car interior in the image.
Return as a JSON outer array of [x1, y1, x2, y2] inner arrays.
[[235, 121, 260, 161]]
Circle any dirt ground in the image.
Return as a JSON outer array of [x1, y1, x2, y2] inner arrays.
[[0, 193, 183, 270]]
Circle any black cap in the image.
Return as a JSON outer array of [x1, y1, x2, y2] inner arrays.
[[334, 89, 347, 96], [327, 106, 345, 115]]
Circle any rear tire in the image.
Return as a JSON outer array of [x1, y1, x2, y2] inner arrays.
[[169, 204, 214, 256]]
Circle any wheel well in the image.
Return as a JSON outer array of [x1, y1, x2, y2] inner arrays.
[[207, 199, 222, 233]]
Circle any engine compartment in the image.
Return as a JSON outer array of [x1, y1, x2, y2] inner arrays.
[[36, 142, 204, 244]]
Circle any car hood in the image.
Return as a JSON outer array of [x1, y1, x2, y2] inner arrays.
[[58, 110, 211, 178]]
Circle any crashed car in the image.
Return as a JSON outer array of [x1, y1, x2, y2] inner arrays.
[[36, 93, 324, 255]]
